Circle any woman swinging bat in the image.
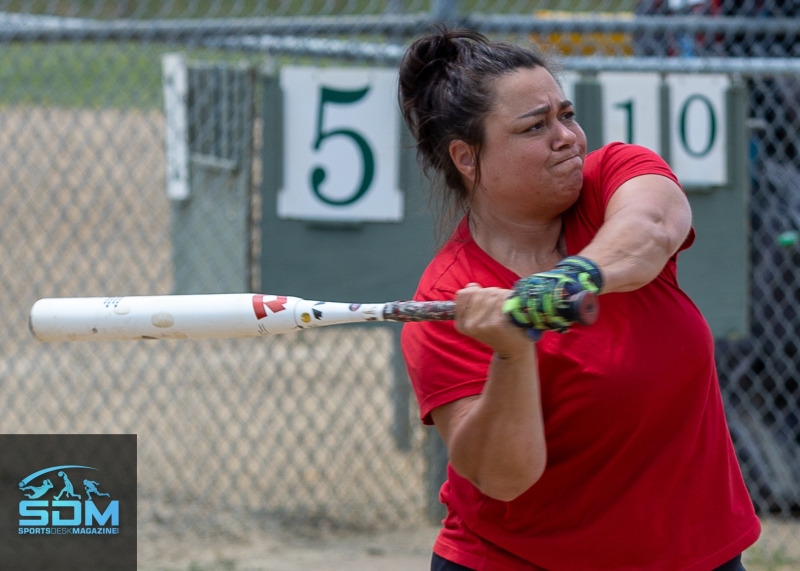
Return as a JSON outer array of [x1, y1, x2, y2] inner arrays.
[[399, 28, 760, 571]]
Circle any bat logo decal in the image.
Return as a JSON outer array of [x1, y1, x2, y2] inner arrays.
[[252, 295, 288, 320]]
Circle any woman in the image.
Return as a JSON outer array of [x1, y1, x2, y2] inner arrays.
[[399, 29, 760, 571]]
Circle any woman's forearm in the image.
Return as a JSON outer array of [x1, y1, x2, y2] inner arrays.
[[580, 210, 683, 293]]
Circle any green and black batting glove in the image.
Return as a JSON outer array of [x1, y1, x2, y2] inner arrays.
[[552, 255, 604, 296], [502, 256, 603, 339]]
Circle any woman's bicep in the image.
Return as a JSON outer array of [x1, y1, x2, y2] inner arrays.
[[429, 395, 481, 448]]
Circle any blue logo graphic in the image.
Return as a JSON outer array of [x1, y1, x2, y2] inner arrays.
[[18, 465, 120, 536]]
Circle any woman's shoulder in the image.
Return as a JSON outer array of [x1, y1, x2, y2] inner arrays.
[[584, 142, 676, 184], [415, 235, 475, 300], [589, 141, 661, 157], [565, 143, 680, 251]]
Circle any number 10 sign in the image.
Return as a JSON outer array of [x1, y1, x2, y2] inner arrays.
[[597, 72, 731, 187], [279, 67, 403, 222]]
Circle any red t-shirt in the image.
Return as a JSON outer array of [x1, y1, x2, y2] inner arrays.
[[401, 143, 760, 571]]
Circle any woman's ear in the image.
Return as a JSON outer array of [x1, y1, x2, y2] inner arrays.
[[449, 139, 476, 183]]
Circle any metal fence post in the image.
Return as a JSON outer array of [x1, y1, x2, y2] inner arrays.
[[425, 426, 448, 524], [676, 79, 750, 339], [169, 61, 256, 294], [431, 0, 459, 27], [391, 324, 413, 451], [659, 79, 672, 166], [574, 74, 604, 153]]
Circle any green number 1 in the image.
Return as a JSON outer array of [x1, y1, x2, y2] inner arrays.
[[613, 99, 634, 144], [310, 86, 376, 206]]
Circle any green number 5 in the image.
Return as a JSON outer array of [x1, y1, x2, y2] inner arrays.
[[310, 86, 376, 206]]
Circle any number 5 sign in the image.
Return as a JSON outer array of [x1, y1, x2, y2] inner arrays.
[[279, 67, 403, 222]]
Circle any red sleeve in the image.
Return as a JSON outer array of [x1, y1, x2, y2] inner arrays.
[[594, 142, 682, 209], [401, 287, 494, 425], [568, 143, 695, 255]]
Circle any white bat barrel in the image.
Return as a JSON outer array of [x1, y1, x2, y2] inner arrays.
[[291, 299, 386, 329], [30, 294, 390, 342]]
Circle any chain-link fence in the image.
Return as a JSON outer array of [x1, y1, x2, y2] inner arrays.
[[0, 0, 798, 566]]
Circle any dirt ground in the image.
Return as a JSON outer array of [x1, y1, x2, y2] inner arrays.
[[138, 524, 440, 571], [137, 520, 800, 571]]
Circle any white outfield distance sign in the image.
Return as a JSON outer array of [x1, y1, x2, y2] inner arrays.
[[590, 71, 729, 186], [599, 72, 662, 154], [279, 67, 403, 222], [667, 73, 730, 187]]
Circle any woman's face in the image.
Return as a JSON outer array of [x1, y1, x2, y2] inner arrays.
[[470, 66, 587, 221]]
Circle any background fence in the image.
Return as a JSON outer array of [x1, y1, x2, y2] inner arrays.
[[0, 0, 798, 567]]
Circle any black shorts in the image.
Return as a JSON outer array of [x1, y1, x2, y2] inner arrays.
[[431, 551, 746, 571]]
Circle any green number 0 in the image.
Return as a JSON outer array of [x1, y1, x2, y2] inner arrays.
[[310, 86, 376, 206], [678, 94, 717, 158]]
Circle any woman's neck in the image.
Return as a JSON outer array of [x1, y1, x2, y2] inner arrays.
[[469, 208, 565, 277]]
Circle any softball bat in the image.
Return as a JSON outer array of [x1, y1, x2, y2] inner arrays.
[[29, 292, 598, 342]]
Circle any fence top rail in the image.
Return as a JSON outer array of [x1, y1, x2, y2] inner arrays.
[[213, 35, 800, 75], [560, 56, 800, 75], [467, 14, 800, 35], [0, 13, 430, 40], [1, 11, 799, 41], [210, 35, 408, 63], [2, 10, 799, 76]]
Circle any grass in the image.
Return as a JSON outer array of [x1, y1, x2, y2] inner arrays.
[[0, 43, 166, 108], [746, 545, 800, 571], [0, 39, 435, 110], [742, 519, 800, 571], [0, 42, 294, 109], [0, 0, 640, 110], [0, 0, 387, 19]]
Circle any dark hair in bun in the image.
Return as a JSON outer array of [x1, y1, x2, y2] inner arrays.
[[398, 28, 551, 232]]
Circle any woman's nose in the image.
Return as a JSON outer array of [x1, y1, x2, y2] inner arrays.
[[553, 120, 577, 148]]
